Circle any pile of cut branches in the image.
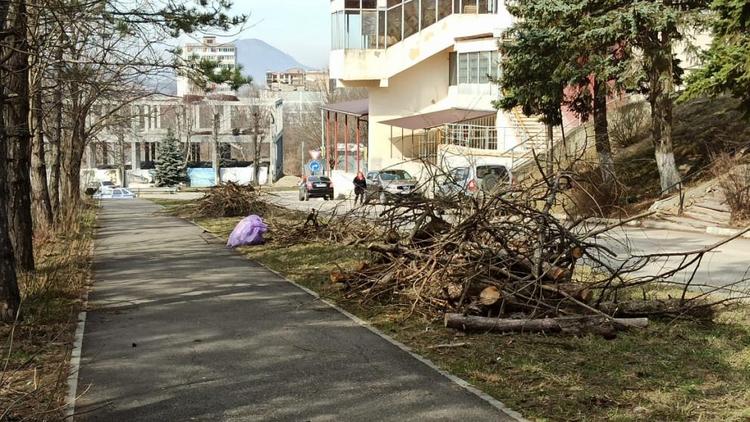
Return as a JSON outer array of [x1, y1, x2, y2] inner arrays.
[[190, 182, 266, 218], [271, 208, 382, 246], [331, 168, 749, 337]]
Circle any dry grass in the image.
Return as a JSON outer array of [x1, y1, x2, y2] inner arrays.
[[613, 96, 750, 212], [155, 198, 750, 422], [0, 207, 95, 421]]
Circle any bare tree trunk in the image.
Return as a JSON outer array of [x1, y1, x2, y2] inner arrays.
[[593, 79, 616, 184], [0, 0, 20, 323], [545, 123, 554, 178], [60, 120, 85, 219], [252, 109, 261, 186], [30, 87, 54, 228], [3, 0, 34, 272], [648, 37, 681, 194], [0, 138, 19, 321], [48, 45, 63, 216], [213, 111, 222, 185]]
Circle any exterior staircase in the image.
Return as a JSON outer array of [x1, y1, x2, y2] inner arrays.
[[505, 108, 567, 169], [649, 179, 732, 231]]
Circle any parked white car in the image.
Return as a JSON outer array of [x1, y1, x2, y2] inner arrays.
[[93, 188, 136, 199]]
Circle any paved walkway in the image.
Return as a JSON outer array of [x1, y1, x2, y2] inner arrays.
[[75, 199, 517, 421]]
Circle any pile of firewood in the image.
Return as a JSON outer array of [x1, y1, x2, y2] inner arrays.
[[328, 172, 748, 337]]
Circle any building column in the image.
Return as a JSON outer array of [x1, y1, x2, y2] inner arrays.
[[356, 118, 361, 173], [131, 141, 141, 170], [344, 115, 349, 173], [87, 143, 96, 168]]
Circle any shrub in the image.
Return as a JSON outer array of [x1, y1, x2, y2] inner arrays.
[[564, 163, 625, 218], [608, 102, 649, 148], [711, 153, 750, 225]]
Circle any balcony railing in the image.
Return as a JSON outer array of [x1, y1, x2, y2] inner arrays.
[[332, 0, 500, 50], [443, 123, 525, 151]]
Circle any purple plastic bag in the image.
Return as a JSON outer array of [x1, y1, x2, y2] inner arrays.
[[226, 215, 268, 248]]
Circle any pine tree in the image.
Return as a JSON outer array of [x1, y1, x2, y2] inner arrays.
[[154, 129, 187, 187], [683, 0, 750, 116], [496, 1, 623, 183]]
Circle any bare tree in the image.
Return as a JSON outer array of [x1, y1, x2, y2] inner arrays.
[[2, 0, 34, 271]]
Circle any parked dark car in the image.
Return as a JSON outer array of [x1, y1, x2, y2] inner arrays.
[[299, 176, 334, 201], [365, 169, 419, 204]]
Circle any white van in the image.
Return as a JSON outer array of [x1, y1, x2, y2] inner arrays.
[[437, 163, 513, 197]]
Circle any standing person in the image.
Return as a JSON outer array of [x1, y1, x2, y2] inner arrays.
[[353, 172, 367, 205]]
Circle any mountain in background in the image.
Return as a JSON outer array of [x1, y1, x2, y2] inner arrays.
[[144, 38, 314, 94], [234, 38, 312, 85]]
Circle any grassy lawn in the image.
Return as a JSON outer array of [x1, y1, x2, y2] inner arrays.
[[1, 206, 96, 420], [153, 198, 750, 422]]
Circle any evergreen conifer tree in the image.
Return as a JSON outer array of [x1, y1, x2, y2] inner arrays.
[[683, 0, 750, 116], [154, 129, 187, 187]]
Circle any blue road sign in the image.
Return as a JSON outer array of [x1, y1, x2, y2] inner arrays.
[[308, 160, 322, 173]]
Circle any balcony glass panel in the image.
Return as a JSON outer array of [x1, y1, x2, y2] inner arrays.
[[387, 5, 403, 45], [438, 0, 452, 20], [345, 11, 362, 49], [404, 0, 419, 39], [330, 0, 499, 50], [362, 11, 378, 49], [478, 0, 489, 13], [420, 0, 436, 30]]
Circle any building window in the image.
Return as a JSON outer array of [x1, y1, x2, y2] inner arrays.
[[451, 51, 499, 85]]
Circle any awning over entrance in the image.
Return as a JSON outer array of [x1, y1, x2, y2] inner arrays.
[[379, 108, 496, 130], [320, 99, 369, 117]]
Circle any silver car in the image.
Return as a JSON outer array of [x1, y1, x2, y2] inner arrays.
[[366, 170, 418, 204], [93, 187, 136, 199]]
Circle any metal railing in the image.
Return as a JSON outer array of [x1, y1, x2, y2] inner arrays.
[[331, 0, 501, 50], [443, 123, 528, 151]]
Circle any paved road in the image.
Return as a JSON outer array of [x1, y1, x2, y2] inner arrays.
[[76, 199, 517, 421], [595, 226, 750, 290]]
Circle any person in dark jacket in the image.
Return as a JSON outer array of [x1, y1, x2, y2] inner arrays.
[[353, 171, 367, 205]]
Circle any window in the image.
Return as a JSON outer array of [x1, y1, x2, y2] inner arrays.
[[453, 51, 500, 84], [449, 52, 457, 86], [458, 52, 469, 84]]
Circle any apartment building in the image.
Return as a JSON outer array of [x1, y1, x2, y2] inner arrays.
[[177, 36, 238, 96], [328, 0, 534, 174], [266, 68, 331, 92]]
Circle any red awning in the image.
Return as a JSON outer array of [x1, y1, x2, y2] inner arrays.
[[379, 108, 496, 130], [321, 99, 369, 117]]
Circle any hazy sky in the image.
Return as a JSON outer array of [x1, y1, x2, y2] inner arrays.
[[232, 0, 331, 69]]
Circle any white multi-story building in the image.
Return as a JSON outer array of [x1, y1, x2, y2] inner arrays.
[[327, 0, 541, 174], [326, 1, 716, 177], [177, 36, 238, 97]]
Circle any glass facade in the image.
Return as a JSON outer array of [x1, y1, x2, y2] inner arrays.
[[332, 0, 499, 50], [450, 51, 500, 85]]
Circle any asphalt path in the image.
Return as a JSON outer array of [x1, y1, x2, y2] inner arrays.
[[75, 199, 517, 421]]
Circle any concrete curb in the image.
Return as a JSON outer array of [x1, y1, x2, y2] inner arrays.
[[554, 214, 750, 238], [64, 216, 97, 420], [187, 217, 527, 422]]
